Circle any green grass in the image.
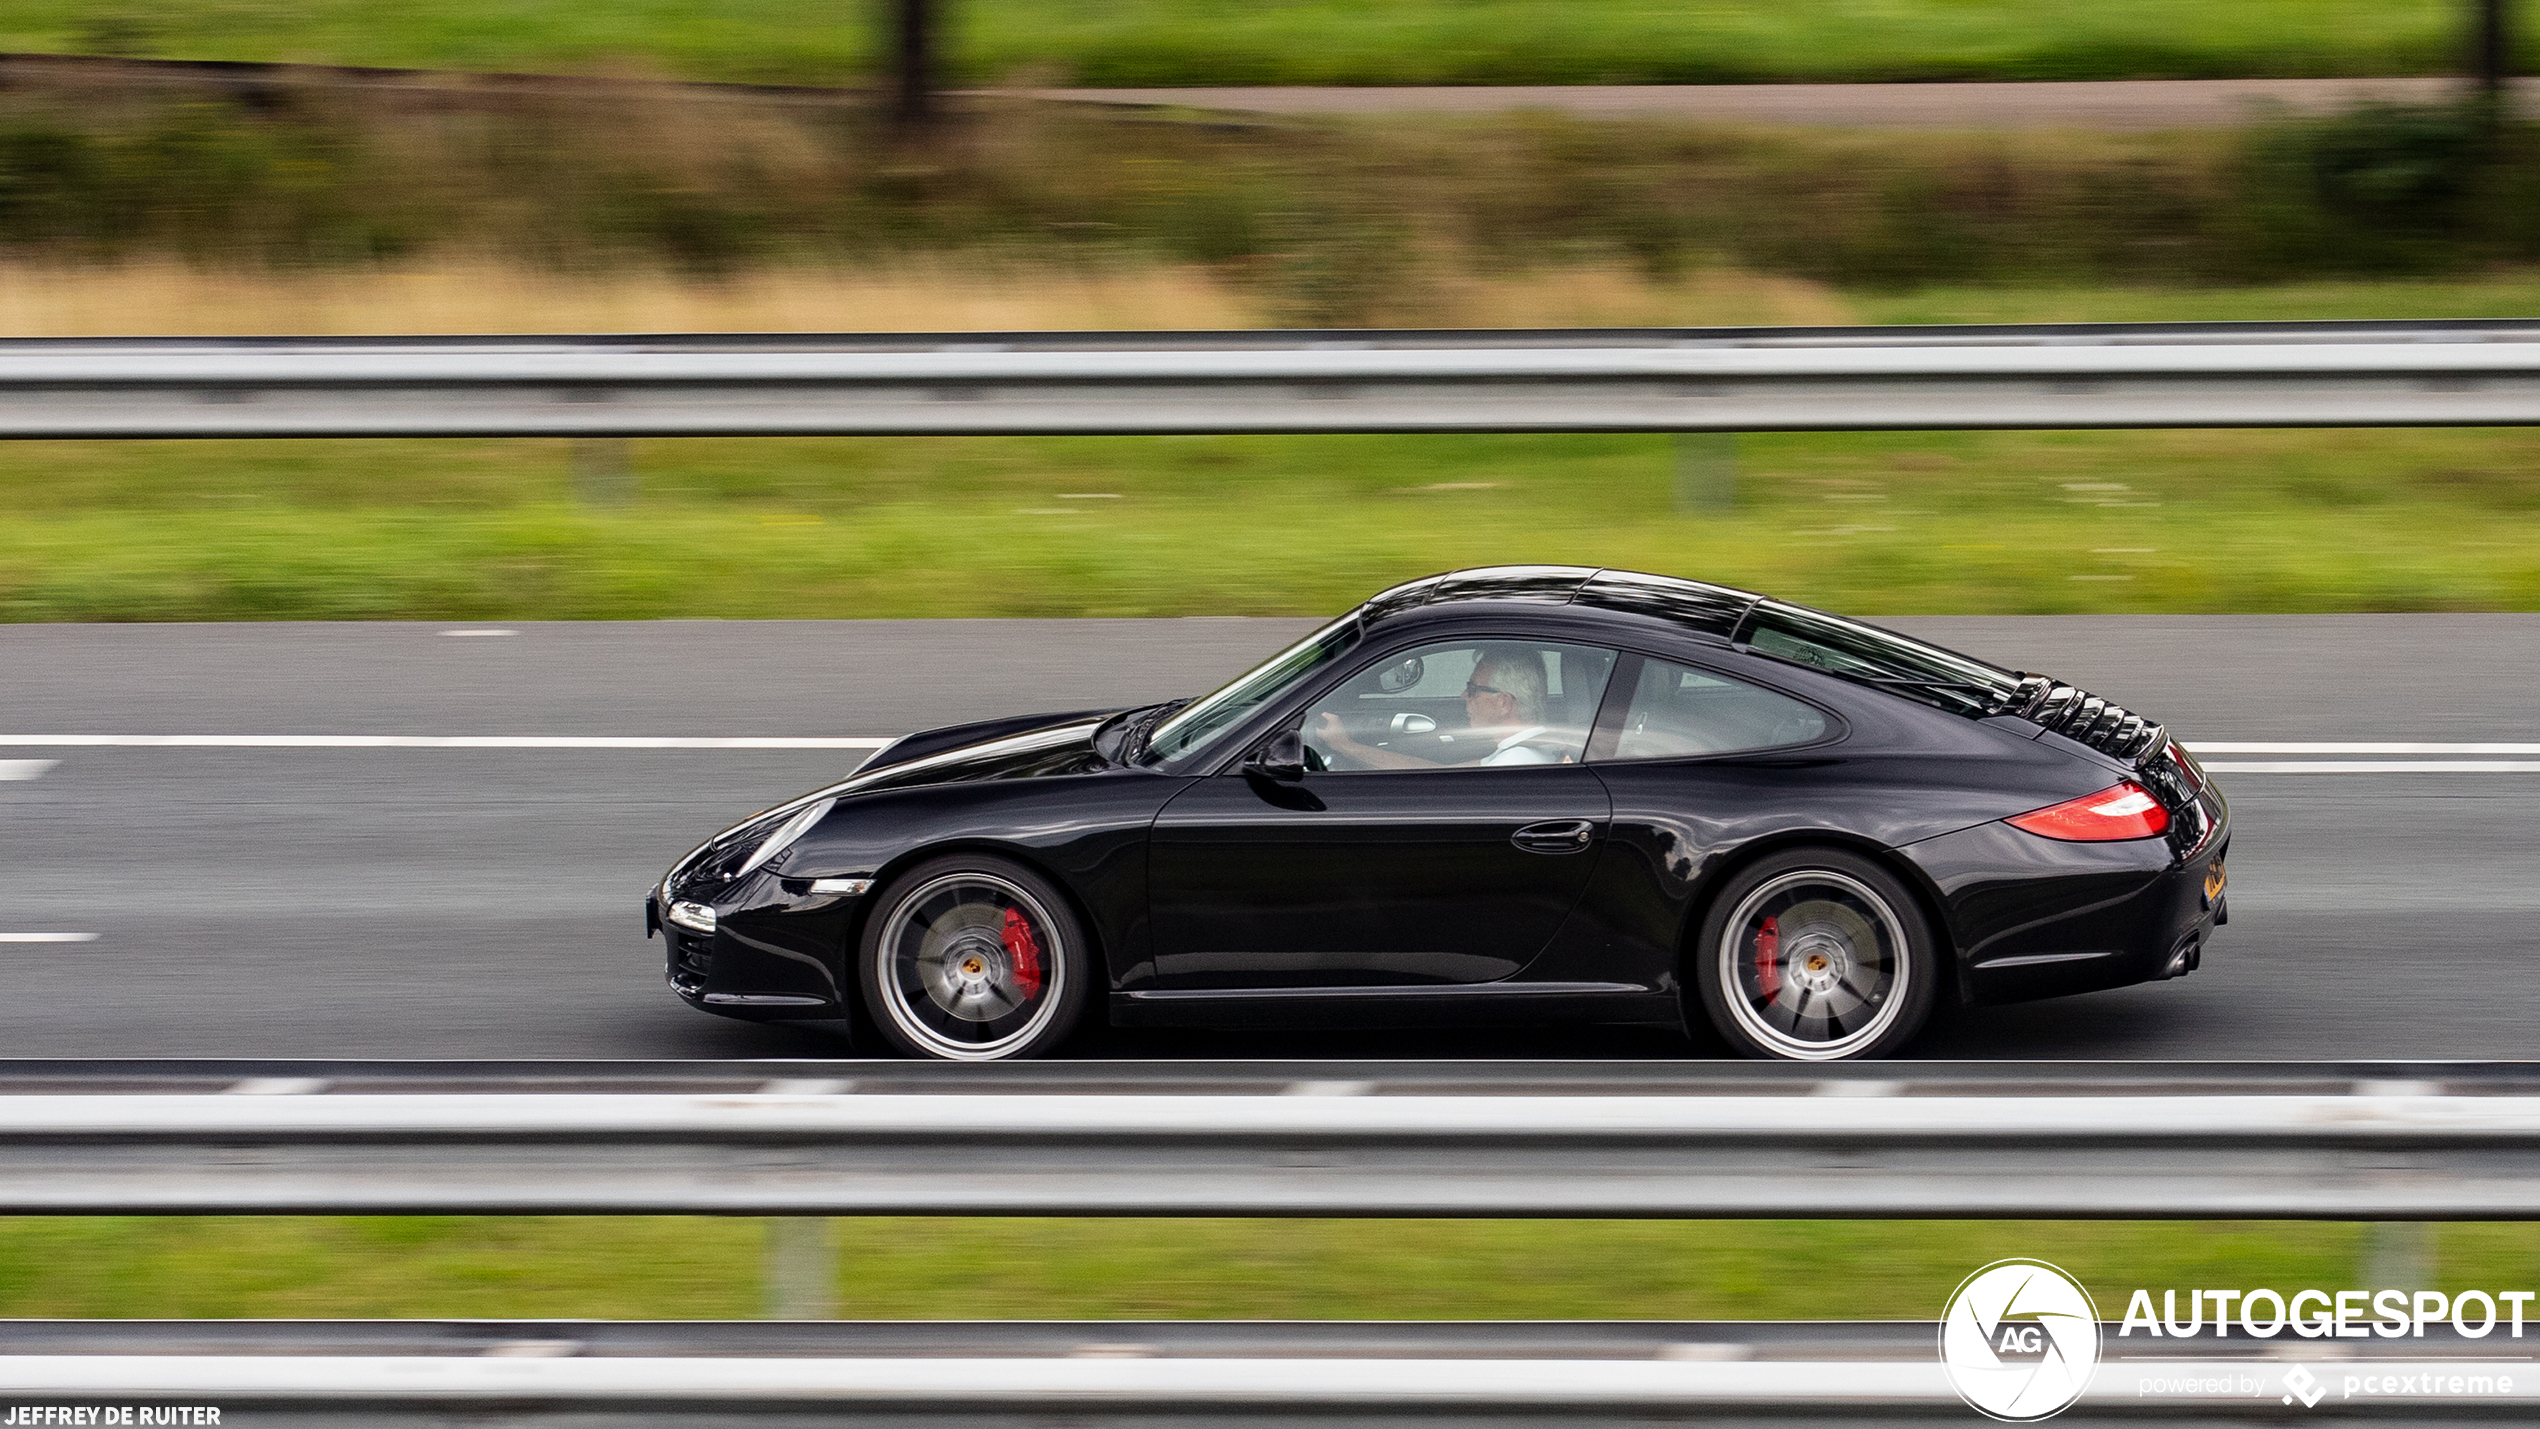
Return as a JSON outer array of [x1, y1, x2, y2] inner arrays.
[[0, 1217, 2530, 1319], [7, 423, 2540, 622], [0, 0, 2507, 88], [1852, 275, 2540, 326]]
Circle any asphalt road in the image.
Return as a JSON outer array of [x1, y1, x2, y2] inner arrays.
[[2, 615, 2535, 1062]]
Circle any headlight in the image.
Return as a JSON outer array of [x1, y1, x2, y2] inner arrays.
[[667, 900, 718, 935]]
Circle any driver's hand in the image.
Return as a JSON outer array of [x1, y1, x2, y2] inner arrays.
[[1310, 711, 1346, 747]]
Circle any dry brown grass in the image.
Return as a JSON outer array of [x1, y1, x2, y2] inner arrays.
[[1438, 265, 1856, 328], [0, 259, 1858, 335]]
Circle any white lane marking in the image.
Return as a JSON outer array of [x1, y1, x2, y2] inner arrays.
[[0, 735, 891, 749], [0, 933, 97, 943], [439, 629, 517, 637], [2188, 742, 2540, 755], [0, 759, 55, 780], [2201, 760, 2540, 774]]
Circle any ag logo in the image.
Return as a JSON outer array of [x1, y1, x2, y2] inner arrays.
[[1939, 1259, 2102, 1421]]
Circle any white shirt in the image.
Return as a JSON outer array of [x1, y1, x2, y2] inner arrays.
[[1480, 725, 1557, 766]]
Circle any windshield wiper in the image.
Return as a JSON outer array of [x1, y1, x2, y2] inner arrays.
[[1095, 699, 1187, 766], [1126, 699, 1189, 763]]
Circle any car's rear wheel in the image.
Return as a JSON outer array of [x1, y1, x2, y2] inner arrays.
[[858, 855, 1088, 1061], [1693, 847, 1937, 1061]]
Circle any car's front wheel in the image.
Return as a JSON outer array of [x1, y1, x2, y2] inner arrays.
[[1692, 847, 1937, 1061], [857, 855, 1089, 1061]]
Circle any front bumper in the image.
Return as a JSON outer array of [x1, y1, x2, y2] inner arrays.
[[647, 876, 860, 1021]]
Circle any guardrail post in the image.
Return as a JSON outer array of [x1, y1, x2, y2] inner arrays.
[[2362, 1221, 2435, 1293], [1674, 432, 1737, 512], [763, 1217, 837, 1319], [571, 437, 635, 508]]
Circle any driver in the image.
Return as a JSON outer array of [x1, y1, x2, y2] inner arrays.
[[1311, 652, 1562, 769]]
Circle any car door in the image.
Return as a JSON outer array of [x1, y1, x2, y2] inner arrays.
[[1148, 637, 1618, 989]]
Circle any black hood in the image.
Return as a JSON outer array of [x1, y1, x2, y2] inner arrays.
[[831, 713, 1113, 796], [854, 708, 1119, 778], [663, 710, 1119, 901]]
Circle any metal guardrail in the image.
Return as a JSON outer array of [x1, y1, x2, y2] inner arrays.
[[0, 1320, 2521, 1421], [0, 1059, 2528, 1218], [10, 321, 2540, 436]]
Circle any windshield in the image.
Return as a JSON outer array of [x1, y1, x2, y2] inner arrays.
[[1145, 613, 1362, 763], [1738, 600, 2020, 719]]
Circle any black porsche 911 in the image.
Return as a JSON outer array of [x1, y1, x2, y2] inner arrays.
[[649, 566, 2228, 1062]]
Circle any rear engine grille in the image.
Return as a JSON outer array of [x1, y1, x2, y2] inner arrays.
[[2004, 674, 2167, 765]]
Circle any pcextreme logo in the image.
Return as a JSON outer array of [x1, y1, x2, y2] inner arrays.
[[1939, 1259, 2104, 1421]]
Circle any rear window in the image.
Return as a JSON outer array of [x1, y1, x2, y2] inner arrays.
[[1592, 657, 1828, 761], [1738, 601, 2019, 720]]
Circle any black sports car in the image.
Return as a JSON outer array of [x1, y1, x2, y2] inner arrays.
[[649, 567, 2228, 1062]]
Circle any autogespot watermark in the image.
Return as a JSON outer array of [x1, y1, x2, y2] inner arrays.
[[1940, 1259, 2104, 1421], [2117, 1285, 2539, 1341], [1941, 1264, 2535, 1420]]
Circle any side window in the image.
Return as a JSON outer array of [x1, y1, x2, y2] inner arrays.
[[1591, 656, 1829, 762], [1300, 639, 1616, 773]]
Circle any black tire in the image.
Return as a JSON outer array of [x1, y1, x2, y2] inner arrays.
[[1691, 846, 1938, 1062], [856, 854, 1091, 1061]]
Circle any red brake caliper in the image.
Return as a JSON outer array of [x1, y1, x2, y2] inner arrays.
[[1754, 915, 1781, 1002], [1001, 907, 1045, 999]]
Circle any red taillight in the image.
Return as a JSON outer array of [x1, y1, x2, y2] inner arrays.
[[2006, 781, 2170, 842]]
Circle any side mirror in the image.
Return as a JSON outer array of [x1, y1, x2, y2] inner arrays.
[[1244, 728, 1308, 784]]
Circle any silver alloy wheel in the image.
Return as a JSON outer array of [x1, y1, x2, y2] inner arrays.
[[873, 871, 1069, 1062], [1717, 868, 1911, 1061]]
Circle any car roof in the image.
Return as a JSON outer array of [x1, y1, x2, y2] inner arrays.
[[1359, 566, 1761, 644]]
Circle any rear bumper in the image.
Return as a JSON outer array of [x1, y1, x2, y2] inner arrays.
[[1902, 797, 2229, 1006]]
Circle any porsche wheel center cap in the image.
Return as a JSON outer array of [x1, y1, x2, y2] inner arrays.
[[1788, 936, 1849, 995]]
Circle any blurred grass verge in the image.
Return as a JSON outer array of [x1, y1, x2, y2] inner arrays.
[[0, 1217, 2526, 1318], [0, 0, 2506, 87], [6, 424, 2538, 620], [3, 89, 2539, 620]]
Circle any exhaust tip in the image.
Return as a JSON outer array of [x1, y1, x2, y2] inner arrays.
[[2161, 937, 2198, 980]]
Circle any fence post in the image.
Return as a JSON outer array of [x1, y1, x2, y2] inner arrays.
[[764, 1217, 838, 1319], [2476, 0, 2514, 108], [1674, 432, 1737, 513], [893, 0, 936, 129]]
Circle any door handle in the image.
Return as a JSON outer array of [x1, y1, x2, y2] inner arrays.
[[1511, 819, 1596, 854]]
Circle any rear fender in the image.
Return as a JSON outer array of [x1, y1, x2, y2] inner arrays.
[[1673, 831, 1965, 1015]]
